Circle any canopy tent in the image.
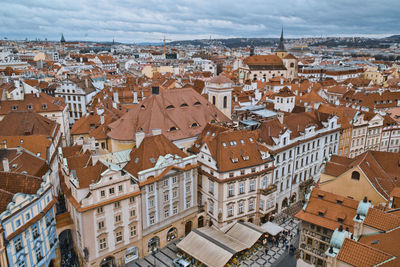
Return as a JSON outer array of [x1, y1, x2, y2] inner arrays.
[[177, 222, 267, 267], [261, 221, 285, 236]]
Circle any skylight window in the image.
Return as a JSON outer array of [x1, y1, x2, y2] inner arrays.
[[150, 158, 155, 163], [135, 158, 139, 163], [242, 156, 249, 161], [229, 141, 237, 146], [222, 142, 227, 147], [231, 158, 238, 163], [240, 139, 245, 144], [249, 137, 254, 142]]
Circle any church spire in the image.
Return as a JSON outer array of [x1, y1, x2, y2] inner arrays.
[[276, 26, 286, 52], [60, 33, 65, 43]]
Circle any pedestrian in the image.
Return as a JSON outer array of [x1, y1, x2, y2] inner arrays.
[[285, 244, 289, 251], [265, 247, 269, 255]]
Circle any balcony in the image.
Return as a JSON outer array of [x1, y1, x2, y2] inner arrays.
[[260, 184, 277, 196]]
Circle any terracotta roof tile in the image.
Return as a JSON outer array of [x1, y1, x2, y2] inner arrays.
[[338, 238, 394, 267]]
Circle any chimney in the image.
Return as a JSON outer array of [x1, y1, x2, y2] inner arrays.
[[2, 157, 9, 172], [113, 91, 119, 103], [152, 86, 159, 95], [135, 131, 145, 147], [152, 129, 162, 136]]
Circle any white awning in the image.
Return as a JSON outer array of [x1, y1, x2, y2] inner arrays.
[[261, 222, 284, 236]]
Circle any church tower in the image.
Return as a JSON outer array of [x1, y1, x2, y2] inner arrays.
[[274, 27, 288, 59], [206, 75, 233, 119]]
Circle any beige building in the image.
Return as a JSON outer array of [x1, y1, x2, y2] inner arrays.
[[319, 151, 400, 206], [124, 131, 199, 256], [59, 146, 142, 267], [193, 124, 275, 227]]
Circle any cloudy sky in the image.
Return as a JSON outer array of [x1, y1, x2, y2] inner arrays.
[[0, 0, 399, 43]]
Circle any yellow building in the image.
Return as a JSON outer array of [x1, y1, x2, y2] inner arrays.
[[319, 151, 400, 206]]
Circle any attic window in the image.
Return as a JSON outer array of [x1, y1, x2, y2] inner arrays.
[[191, 122, 199, 128], [336, 200, 343, 205], [211, 133, 216, 137], [135, 158, 139, 163], [231, 158, 238, 163], [12, 163, 17, 168], [318, 211, 324, 217], [141, 105, 145, 109], [169, 126, 177, 132], [337, 218, 344, 223], [20, 139, 24, 144], [27, 105, 33, 110], [42, 104, 47, 109], [90, 123, 95, 129], [12, 105, 18, 110], [150, 158, 156, 163], [317, 194, 324, 199], [206, 131, 210, 136], [242, 156, 249, 161], [194, 101, 201, 106], [222, 142, 227, 147], [229, 141, 237, 146], [249, 137, 254, 142], [181, 103, 188, 107], [240, 139, 245, 144], [166, 105, 175, 109]]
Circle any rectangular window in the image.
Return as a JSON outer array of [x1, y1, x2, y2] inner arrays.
[[148, 184, 154, 192], [173, 205, 178, 214], [118, 185, 123, 192], [173, 189, 177, 198], [164, 193, 169, 202], [130, 209, 136, 217], [99, 238, 107, 250], [115, 215, 121, 223], [172, 177, 177, 183], [114, 201, 120, 209], [209, 201, 214, 214], [249, 179, 255, 191], [130, 225, 137, 237], [260, 200, 264, 210], [149, 198, 154, 208], [97, 206, 103, 214], [164, 209, 169, 218], [238, 202, 244, 213], [149, 215, 155, 225], [129, 196, 135, 203], [227, 205, 233, 217], [101, 190, 105, 197], [32, 225, 39, 239], [228, 184, 234, 197], [35, 247, 42, 261], [249, 199, 254, 211], [116, 231, 123, 243], [15, 238, 23, 252], [109, 187, 115, 195], [186, 199, 191, 209], [163, 179, 169, 187], [98, 221, 104, 230], [239, 182, 245, 194], [209, 179, 214, 194]]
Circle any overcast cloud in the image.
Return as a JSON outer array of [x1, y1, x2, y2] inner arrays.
[[0, 0, 399, 42]]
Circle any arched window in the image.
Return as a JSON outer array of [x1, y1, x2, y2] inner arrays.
[[223, 96, 227, 108], [212, 96, 216, 105], [290, 62, 294, 68], [351, 171, 360, 180]]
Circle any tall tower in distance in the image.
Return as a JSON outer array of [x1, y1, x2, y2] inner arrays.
[[206, 75, 233, 119], [274, 26, 288, 59]]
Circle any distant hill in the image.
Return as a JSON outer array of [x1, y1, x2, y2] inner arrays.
[[168, 38, 279, 48]]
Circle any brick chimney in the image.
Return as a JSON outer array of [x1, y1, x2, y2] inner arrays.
[[2, 157, 9, 172]]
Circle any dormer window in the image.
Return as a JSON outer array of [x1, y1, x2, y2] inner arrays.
[[337, 218, 344, 223], [141, 105, 145, 109], [242, 156, 249, 161], [318, 211, 324, 217], [191, 122, 199, 128], [180, 103, 188, 107], [249, 137, 254, 142], [27, 105, 33, 110], [211, 133, 216, 137], [240, 139, 244, 144], [169, 126, 177, 132], [194, 101, 201, 106], [222, 142, 227, 147], [12, 105, 18, 110], [150, 158, 155, 163], [166, 105, 175, 109], [42, 104, 47, 110], [135, 158, 139, 163], [231, 158, 238, 163]]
